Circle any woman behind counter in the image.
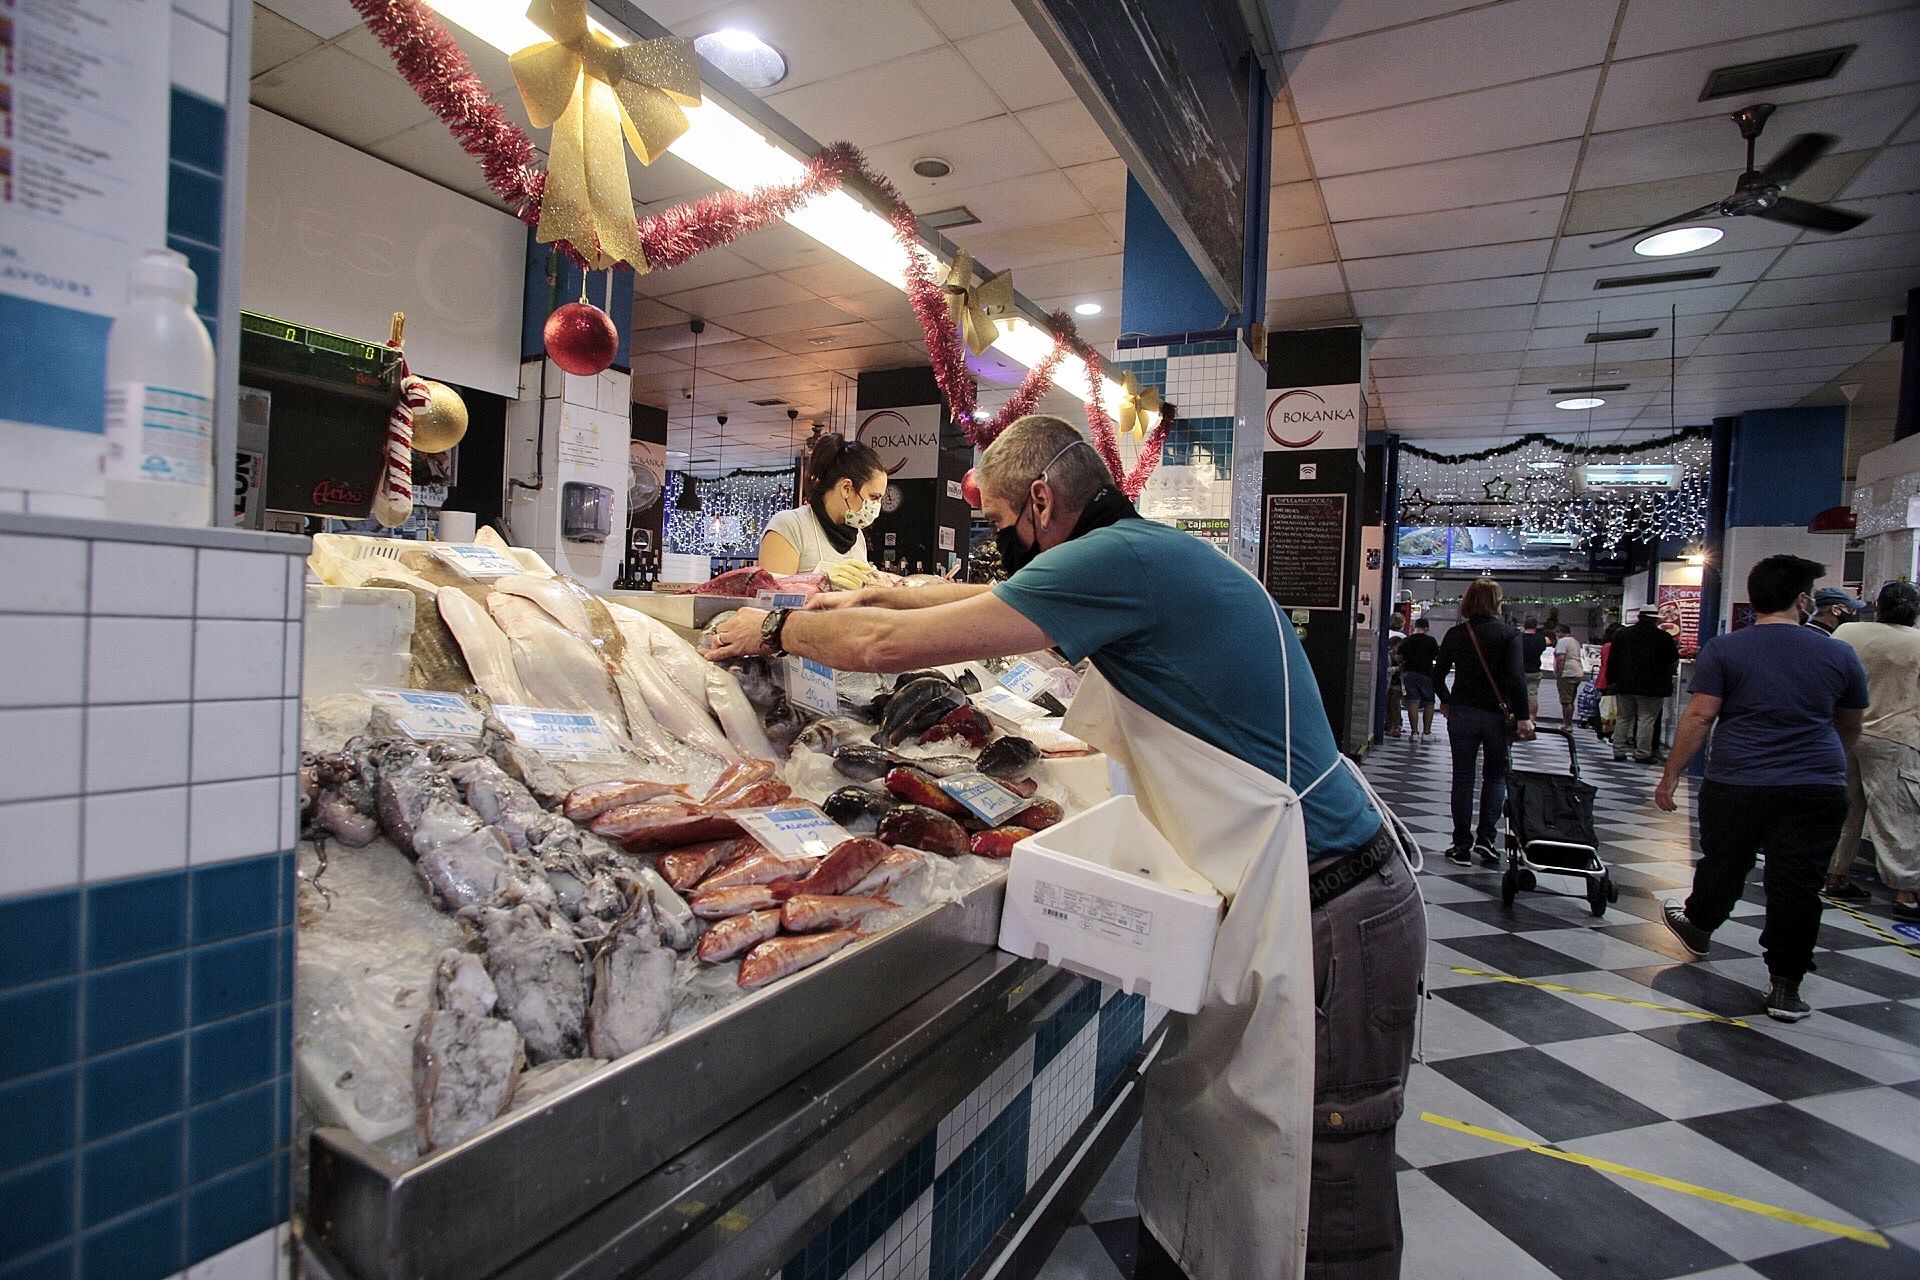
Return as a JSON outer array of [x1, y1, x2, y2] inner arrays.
[[759, 434, 889, 590]]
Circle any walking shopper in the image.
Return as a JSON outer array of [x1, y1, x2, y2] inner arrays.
[[1829, 582, 1920, 917], [1385, 631, 1407, 738], [1553, 625, 1586, 730], [1807, 585, 1864, 635], [1398, 619, 1440, 738], [1604, 606, 1680, 762], [1521, 617, 1548, 720], [1656, 556, 1868, 1022], [1435, 580, 1533, 865]]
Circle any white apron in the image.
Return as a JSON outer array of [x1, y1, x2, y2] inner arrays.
[[1062, 603, 1330, 1280]]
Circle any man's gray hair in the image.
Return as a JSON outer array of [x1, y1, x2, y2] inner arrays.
[[978, 415, 1113, 509]]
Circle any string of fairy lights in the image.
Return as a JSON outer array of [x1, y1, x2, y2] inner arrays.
[[663, 469, 796, 556]]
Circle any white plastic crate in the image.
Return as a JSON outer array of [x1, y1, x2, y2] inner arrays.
[[998, 795, 1222, 1014]]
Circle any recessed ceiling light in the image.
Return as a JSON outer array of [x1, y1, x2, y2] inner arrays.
[[693, 29, 787, 89], [1634, 226, 1724, 257], [1074, 302, 1103, 316], [912, 157, 953, 179], [1556, 397, 1606, 410]]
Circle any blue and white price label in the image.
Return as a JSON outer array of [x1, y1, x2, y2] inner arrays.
[[494, 705, 622, 762], [1000, 657, 1075, 703], [754, 590, 811, 609], [938, 772, 1026, 825], [433, 543, 524, 579], [363, 688, 485, 741], [733, 804, 854, 861], [784, 656, 840, 716], [977, 686, 1046, 726]]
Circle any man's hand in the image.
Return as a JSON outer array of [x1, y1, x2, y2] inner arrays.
[[808, 588, 871, 611], [1653, 775, 1679, 812], [705, 607, 770, 662]]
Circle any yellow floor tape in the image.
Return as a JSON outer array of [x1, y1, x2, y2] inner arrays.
[[1445, 966, 1752, 1028], [1419, 1111, 1890, 1248], [1827, 900, 1920, 961]]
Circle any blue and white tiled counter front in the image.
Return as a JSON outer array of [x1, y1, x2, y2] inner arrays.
[[0, 513, 306, 1280], [781, 985, 1169, 1280]]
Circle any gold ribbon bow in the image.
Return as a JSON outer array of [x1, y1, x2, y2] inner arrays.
[[1117, 371, 1162, 439], [942, 252, 1016, 357], [511, 0, 700, 270]]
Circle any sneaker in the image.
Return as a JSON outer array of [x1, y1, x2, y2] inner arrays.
[[1764, 978, 1811, 1022], [1445, 845, 1473, 866], [1662, 902, 1711, 957], [1894, 900, 1920, 922], [1613, 753, 1628, 761], [1821, 880, 1870, 903], [1473, 841, 1501, 866]]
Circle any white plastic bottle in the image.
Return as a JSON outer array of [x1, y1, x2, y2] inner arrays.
[[102, 248, 216, 526]]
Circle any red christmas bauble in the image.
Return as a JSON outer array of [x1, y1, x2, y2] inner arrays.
[[961, 467, 982, 509], [544, 301, 619, 375]]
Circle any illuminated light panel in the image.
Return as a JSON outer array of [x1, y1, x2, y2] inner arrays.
[[1634, 226, 1724, 257], [1556, 397, 1606, 410]]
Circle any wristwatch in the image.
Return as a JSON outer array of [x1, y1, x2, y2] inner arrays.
[[760, 607, 792, 657]]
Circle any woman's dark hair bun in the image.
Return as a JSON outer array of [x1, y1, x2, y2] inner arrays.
[[806, 433, 886, 500]]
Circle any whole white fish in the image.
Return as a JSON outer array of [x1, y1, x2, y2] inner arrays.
[[611, 603, 712, 706], [607, 608, 738, 762], [438, 587, 530, 706], [495, 574, 596, 641], [703, 664, 777, 762], [487, 593, 632, 743]]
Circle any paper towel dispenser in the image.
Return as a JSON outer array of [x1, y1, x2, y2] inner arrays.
[[562, 481, 615, 542]]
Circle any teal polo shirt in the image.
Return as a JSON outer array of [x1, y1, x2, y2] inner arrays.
[[993, 518, 1381, 855]]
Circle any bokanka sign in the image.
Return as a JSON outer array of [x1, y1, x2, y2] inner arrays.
[[1265, 384, 1363, 451], [856, 405, 942, 479]]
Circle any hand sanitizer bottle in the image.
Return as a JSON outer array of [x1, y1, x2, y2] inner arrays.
[[102, 248, 216, 526]]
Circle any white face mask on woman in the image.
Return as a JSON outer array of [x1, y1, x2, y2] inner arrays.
[[843, 494, 881, 529]]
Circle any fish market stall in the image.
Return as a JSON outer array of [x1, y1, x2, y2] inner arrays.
[[290, 534, 1143, 1278]]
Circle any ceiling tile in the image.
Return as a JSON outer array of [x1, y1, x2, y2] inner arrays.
[[1578, 89, 1913, 190], [900, 169, 1093, 237], [1270, 127, 1314, 185], [1548, 211, 1803, 272], [826, 287, 921, 323], [1280, 0, 1616, 122], [257, 0, 361, 40], [1268, 224, 1339, 271], [1369, 330, 1531, 358], [1375, 371, 1521, 393], [957, 23, 1075, 111], [1352, 275, 1542, 315], [1063, 159, 1128, 214], [1017, 98, 1119, 168], [1343, 239, 1554, 291], [866, 116, 1059, 207], [1717, 299, 1900, 333], [1692, 324, 1891, 356], [1837, 191, 1920, 236], [1370, 351, 1524, 378], [1319, 141, 1582, 222], [1840, 143, 1920, 200], [251, 45, 433, 147], [670, 0, 946, 94], [1265, 0, 1485, 52], [1363, 306, 1538, 339], [777, 256, 901, 298], [1525, 315, 1718, 348], [763, 47, 1001, 147], [631, 321, 743, 355], [634, 248, 766, 298], [363, 121, 494, 197], [629, 154, 727, 206], [1740, 268, 1912, 310], [1010, 252, 1124, 297], [1611, 0, 1898, 59], [727, 223, 846, 273], [725, 299, 864, 336], [1268, 181, 1326, 233], [761, 322, 897, 356], [1768, 230, 1920, 279], [693, 338, 787, 366], [250, 4, 321, 76], [1378, 386, 1521, 406], [1563, 153, 1864, 232], [656, 274, 815, 318], [953, 215, 1119, 270], [1304, 69, 1600, 178], [1332, 198, 1566, 260], [1267, 261, 1347, 300], [913, 0, 1023, 42], [1538, 246, 1784, 302], [1266, 293, 1357, 327]]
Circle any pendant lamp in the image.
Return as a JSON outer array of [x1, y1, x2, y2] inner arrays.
[[676, 319, 706, 513]]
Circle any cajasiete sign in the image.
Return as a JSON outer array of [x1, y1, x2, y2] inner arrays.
[[1265, 384, 1363, 451], [855, 405, 941, 479]]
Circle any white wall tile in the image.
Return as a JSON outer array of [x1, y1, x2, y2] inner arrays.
[[169, 8, 229, 104], [282, 621, 303, 697], [0, 534, 88, 613], [171, 0, 230, 35], [190, 776, 283, 864], [0, 489, 25, 513], [178, 1221, 289, 1280], [194, 620, 284, 700], [0, 796, 82, 895], [196, 549, 287, 619], [191, 699, 284, 783], [0, 615, 85, 707], [285, 557, 309, 621], [0, 707, 83, 802], [280, 698, 301, 776], [89, 616, 194, 704], [563, 371, 598, 407], [87, 702, 192, 793], [85, 786, 189, 882], [91, 541, 195, 616]]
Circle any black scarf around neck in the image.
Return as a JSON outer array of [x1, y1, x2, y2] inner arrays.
[[1067, 486, 1140, 540], [809, 492, 859, 555]]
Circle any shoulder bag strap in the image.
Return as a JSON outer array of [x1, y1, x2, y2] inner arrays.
[[1463, 620, 1513, 719]]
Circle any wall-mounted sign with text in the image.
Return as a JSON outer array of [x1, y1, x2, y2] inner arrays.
[[855, 405, 941, 479], [1265, 384, 1363, 452]]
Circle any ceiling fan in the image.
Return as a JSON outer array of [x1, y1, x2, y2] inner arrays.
[[1590, 103, 1870, 248]]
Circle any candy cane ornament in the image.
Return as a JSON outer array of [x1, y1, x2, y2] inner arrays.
[[372, 313, 425, 529]]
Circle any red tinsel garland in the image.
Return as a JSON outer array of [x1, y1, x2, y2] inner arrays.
[[351, 0, 1170, 489]]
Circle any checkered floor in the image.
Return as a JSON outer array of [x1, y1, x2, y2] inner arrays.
[[1041, 712, 1920, 1280]]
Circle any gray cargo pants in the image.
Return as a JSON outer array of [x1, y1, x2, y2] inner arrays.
[[1307, 832, 1426, 1279]]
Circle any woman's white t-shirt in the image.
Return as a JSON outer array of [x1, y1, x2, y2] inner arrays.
[[765, 505, 868, 574]]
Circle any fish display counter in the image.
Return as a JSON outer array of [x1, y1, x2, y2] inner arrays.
[[290, 534, 1145, 1278]]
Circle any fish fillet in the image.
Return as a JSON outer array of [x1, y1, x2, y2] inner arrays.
[[486, 593, 632, 742], [438, 588, 530, 707], [606, 608, 738, 762], [704, 664, 777, 761], [609, 603, 711, 706]]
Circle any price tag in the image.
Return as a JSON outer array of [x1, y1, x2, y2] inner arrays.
[[784, 656, 839, 717], [754, 590, 810, 608], [494, 706, 622, 761], [363, 688, 484, 741], [977, 686, 1047, 727], [733, 804, 855, 861], [433, 542, 524, 579], [999, 658, 1064, 702], [938, 772, 1026, 825], [938, 526, 955, 551]]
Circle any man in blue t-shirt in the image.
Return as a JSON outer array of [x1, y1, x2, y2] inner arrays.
[[1657, 554, 1868, 1023], [706, 414, 1421, 1276]]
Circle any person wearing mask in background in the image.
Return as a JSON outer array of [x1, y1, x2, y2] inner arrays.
[[1397, 618, 1440, 740], [1604, 606, 1681, 764], [1552, 625, 1586, 730], [1656, 556, 1868, 1022], [1806, 585, 1864, 635], [1384, 627, 1408, 738], [1520, 617, 1548, 720], [758, 434, 889, 590], [1827, 581, 1920, 917], [1435, 579, 1533, 866]]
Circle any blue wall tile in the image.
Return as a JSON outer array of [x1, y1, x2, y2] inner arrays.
[[85, 955, 186, 1055], [166, 235, 221, 318], [0, 982, 76, 1079], [0, 1071, 75, 1174], [83, 1037, 184, 1143], [82, 1118, 182, 1228], [79, 1196, 180, 1280], [1095, 995, 1146, 1098], [167, 89, 226, 177], [0, 892, 78, 991], [188, 1008, 275, 1105], [187, 1158, 275, 1266], [931, 1089, 1031, 1280], [782, 1130, 935, 1280], [191, 859, 277, 944], [187, 1081, 275, 1184], [87, 876, 187, 969], [165, 164, 223, 250], [1034, 984, 1099, 1074], [0, 1244, 74, 1280], [190, 935, 275, 1023], [0, 1158, 74, 1259]]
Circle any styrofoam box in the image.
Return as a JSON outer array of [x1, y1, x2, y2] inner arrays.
[[303, 584, 413, 699], [999, 795, 1222, 1014]]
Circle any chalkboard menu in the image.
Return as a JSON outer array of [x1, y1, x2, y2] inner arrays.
[[1262, 493, 1347, 610]]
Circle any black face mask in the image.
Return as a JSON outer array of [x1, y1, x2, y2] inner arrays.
[[996, 501, 1038, 576], [995, 484, 1137, 576]]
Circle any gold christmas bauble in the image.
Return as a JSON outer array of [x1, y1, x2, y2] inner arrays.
[[410, 379, 469, 453]]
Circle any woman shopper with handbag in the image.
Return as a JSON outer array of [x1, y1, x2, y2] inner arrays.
[[1434, 579, 1536, 865]]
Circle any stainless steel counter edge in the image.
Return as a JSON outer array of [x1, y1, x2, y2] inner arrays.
[[0, 510, 311, 554]]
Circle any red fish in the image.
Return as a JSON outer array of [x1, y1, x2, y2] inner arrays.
[[701, 759, 777, 806], [883, 766, 966, 816], [715, 779, 792, 810], [737, 930, 860, 990], [593, 801, 744, 851], [848, 848, 929, 897], [689, 883, 791, 919], [695, 909, 781, 962], [562, 778, 687, 822], [997, 776, 1038, 799], [697, 849, 814, 891], [658, 838, 753, 891], [789, 837, 891, 896], [1009, 799, 1063, 832], [781, 893, 897, 932], [919, 705, 991, 748], [876, 805, 969, 858], [969, 826, 1034, 859]]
